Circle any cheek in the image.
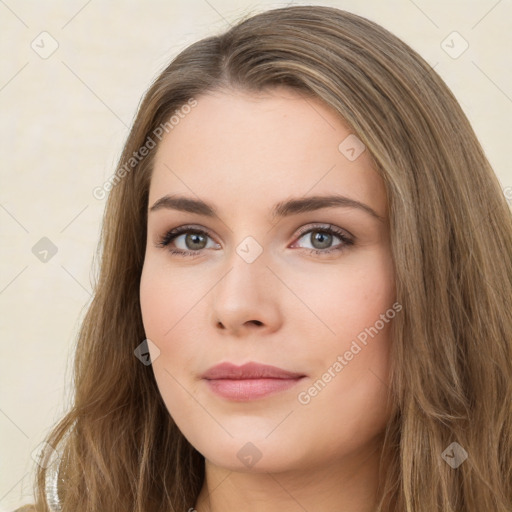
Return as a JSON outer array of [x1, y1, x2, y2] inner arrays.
[[140, 266, 169, 340], [292, 265, 395, 463], [139, 259, 209, 379], [139, 263, 204, 432], [139, 260, 202, 342], [291, 249, 395, 417], [288, 248, 396, 347]]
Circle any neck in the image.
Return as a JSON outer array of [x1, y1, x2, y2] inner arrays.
[[194, 437, 383, 512]]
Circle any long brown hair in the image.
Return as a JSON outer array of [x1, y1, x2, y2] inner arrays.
[[20, 5, 512, 511]]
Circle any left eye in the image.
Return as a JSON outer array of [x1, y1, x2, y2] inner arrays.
[[292, 225, 354, 254], [155, 224, 354, 257]]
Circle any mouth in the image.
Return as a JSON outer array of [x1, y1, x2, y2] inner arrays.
[[201, 361, 306, 401]]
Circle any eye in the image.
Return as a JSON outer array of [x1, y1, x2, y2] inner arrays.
[[155, 223, 354, 257], [155, 225, 219, 257], [292, 224, 354, 255]]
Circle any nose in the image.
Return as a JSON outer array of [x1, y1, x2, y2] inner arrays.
[[210, 251, 283, 337]]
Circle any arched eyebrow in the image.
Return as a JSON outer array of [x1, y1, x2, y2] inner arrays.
[[148, 194, 385, 222]]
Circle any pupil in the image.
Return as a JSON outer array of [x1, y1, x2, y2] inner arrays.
[[313, 231, 331, 249], [187, 233, 205, 249]]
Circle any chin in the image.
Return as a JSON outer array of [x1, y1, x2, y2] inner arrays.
[[188, 430, 312, 474]]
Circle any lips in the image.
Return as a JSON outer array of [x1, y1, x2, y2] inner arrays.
[[202, 361, 305, 380], [202, 362, 306, 401]]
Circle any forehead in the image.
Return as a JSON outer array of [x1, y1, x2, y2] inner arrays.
[[149, 88, 387, 220]]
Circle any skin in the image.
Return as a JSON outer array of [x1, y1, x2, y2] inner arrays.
[[139, 87, 396, 512]]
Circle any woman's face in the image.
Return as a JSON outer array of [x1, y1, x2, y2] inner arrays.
[[140, 87, 397, 473]]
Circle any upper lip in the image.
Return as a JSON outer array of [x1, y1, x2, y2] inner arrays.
[[202, 362, 306, 380]]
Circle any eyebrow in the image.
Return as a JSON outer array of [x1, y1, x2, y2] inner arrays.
[[149, 194, 385, 222]]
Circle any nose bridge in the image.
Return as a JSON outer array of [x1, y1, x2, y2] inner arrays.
[[210, 237, 282, 333], [217, 238, 271, 305]]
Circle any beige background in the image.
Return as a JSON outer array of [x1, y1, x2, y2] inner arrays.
[[1, 0, 510, 509]]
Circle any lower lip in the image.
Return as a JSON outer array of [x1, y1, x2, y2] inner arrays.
[[204, 377, 304, 401]]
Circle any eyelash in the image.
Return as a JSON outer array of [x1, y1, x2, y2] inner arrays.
[[155, 224, 355, 258]]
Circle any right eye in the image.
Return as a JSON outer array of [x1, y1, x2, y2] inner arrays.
[[155, 225, 220, 257]]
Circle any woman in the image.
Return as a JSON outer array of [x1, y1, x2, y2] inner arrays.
[[19, 5, 512, 512]]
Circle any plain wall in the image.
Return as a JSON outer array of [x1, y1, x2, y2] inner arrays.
[[1, 0, 511, 509]]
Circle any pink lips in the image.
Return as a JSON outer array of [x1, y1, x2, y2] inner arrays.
[[202, 362, 306, 401]]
